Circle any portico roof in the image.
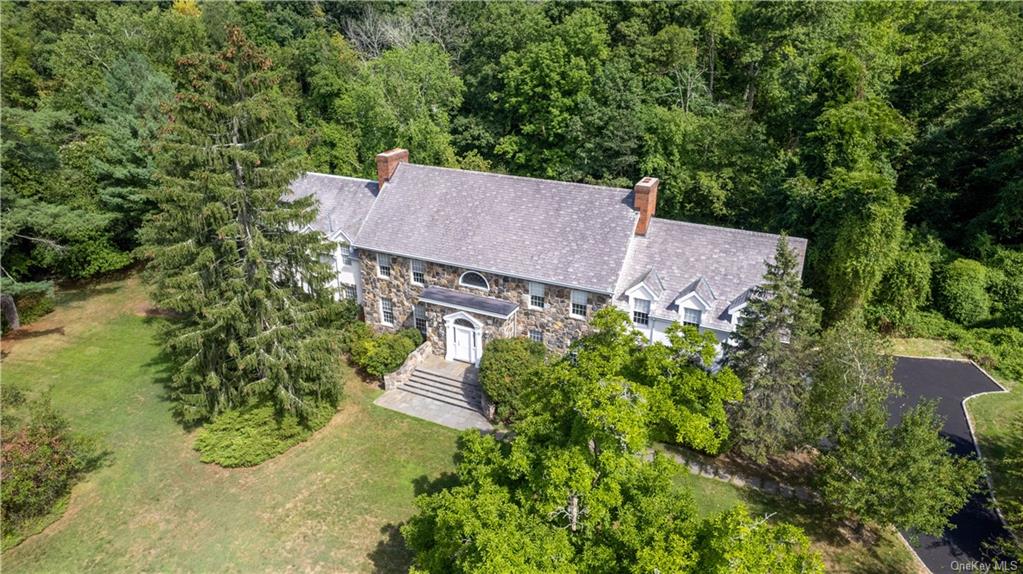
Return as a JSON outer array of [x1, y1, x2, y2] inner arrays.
[[419, 286, 519, 319]]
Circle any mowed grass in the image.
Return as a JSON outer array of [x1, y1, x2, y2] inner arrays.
[[1, 277, 460, 573], [890, 337, 1023, 539], [674, 471, 923, 573]]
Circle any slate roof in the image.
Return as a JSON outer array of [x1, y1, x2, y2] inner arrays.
[[289, 161, 808, 333], [419, 286, 519, 319], [287, 173, 378, 241], [680, 276, 716, 303], [615, 218, 808, 332], [354, 163, 638, 294]]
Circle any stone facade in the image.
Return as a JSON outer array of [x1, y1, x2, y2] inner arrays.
[[358, 249, 609, 355]]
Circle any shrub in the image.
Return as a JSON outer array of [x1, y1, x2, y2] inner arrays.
[[0, 279, 55, 333], [193, 401, 336, 467], [900, 310, 1023, 381], [936, 258, 989, 325], [479, 337, 548, 421], [350, 327, 422, 377], [339, 321, 372, 354], [1, 400, 98, 533], [868, 232, 938, 331]]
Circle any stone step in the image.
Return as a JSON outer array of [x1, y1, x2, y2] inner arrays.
[[404, 378, 481, 406], [399, 385, 481, 413], [411, 369, 481, 393], [415, 367, 477, 386], [407, 375, 482, 400]]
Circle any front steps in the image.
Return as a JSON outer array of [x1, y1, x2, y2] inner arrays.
[[400, 366, 483, 413]]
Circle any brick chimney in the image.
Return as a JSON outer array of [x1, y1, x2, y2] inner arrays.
[[375, 148, 409, 188], [633, 177, 659, 236]]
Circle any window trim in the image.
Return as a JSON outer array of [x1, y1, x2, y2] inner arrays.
[[632, 298, 650, 326], [682, 307, 702, 327], [414, 303, 427, 334], [376, 254, 392, 279], [570, 290, 588, 319], [380, 298, 395, 326], [458, 271, 490, 291], [341, 283, 357, 301], [528, 282, 546, 310], [411, 259, 426, 286]]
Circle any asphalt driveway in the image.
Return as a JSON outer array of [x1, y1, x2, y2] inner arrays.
[[889, 356, 1010, 573]]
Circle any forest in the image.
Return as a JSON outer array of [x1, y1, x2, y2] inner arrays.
[[2, 1, 1022, 570], [2, 0, 1021, 351]]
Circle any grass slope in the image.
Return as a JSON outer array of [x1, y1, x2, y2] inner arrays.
[[1, 277, 460, 573]]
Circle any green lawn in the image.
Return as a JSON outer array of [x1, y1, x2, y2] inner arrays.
[[1, 278, 460, 573], [674, 471, 921, 573], [0, 277, 921, 572]]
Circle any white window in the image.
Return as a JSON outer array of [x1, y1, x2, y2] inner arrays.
[[411, 259, 426, 285], [380, 298, 395, 325], [529, 282, 545, 309], [459, 271, 489, 290], [377, 254, 391, 278], [632, 298, 650, 326], [570, 290, 588, 318], [340, 243, 353, 266], [341, 284, 357, 300], [528, 329, 543, 343], [683, 308, 702, 327], [414, 303, 427, 334]]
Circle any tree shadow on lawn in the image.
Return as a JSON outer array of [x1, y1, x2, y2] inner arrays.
[[368, 471, 461, 573], [140, 317, 202, 429], [743, 489, 917, 574]]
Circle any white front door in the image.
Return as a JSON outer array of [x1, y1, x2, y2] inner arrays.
[[450, 325, 476, 363]]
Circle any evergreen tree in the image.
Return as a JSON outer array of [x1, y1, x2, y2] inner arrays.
[[724, 236, 823, 462], [142, 27, 341, 423]]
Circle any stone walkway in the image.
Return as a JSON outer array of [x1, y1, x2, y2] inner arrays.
[[374, 388, 493, 431]]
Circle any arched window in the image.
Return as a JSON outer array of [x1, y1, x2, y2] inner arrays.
[[459, 271, 489, 290], [454, 318, 475, 328]]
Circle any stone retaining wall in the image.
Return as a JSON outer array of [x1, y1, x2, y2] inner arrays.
[[383, 340, 433, 390]]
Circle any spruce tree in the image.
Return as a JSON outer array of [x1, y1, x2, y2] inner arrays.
[[142, 27, 341, 423], [723, 236, 822, 462]]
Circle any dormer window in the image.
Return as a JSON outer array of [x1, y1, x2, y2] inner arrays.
[[340, 243, 353, 266], [683, 308, 702, 327], [459, 271, 489, 290], [632, 298, 650, 326]]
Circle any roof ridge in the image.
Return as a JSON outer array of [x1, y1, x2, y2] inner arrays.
[[303, 172, 375, 184], [649, 217, 808, 244], [400, 162, 633, 197]]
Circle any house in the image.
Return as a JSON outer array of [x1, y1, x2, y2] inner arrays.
[[288, 149, 807, 365]]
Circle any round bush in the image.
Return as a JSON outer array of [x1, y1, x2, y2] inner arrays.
[[478, 338, 548, 421], [351, 329, 420, 377], [936, 258, 990, 325]]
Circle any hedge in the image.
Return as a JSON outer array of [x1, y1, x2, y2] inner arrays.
[[478, 337, 548, 422], [193, 401, 337, 468], [349, 325, 424, 377]]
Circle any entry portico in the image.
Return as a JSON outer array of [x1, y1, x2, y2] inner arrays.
[[418, 286, 519, 366]]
